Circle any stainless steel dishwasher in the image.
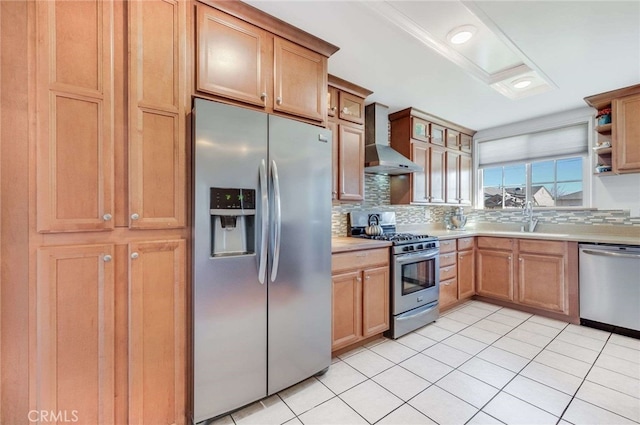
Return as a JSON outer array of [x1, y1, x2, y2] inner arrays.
[[579, 244, 640, 336]]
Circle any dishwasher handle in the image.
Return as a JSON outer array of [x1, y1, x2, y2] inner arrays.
[[581, 248, 640, 260]]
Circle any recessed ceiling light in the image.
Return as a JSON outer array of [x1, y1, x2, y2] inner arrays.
[[512, 78, 532, 89], [447, 25, 477, 45]]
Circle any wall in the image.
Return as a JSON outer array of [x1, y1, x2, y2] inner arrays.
[[593, 173, 640, 217]]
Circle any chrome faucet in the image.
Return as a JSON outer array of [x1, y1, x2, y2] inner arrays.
[[521, 200, 538, 232]]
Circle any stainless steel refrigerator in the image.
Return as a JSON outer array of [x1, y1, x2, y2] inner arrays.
[[192, 99, 332, 423]]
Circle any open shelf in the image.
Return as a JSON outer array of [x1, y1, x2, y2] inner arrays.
[[595, 123, 612, 133]]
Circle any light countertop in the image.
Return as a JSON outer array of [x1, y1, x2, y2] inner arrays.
[[332, 225, 639, 253], [331, 237, 392, 253]]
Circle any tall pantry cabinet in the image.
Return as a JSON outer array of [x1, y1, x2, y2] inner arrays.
[[1, 1, 188, 424]]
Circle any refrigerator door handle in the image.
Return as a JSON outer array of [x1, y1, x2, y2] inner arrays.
[[258, 159, 269, 284], [270, 160, 282, 282]]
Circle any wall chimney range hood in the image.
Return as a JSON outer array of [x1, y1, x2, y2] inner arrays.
[[364, 103, 423, 175]]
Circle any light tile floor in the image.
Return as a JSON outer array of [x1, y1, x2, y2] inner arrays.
[[212, 301, 640, 425]]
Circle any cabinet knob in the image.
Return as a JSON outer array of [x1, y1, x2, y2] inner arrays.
[[356, 276, 362, 282], [260, 92, 267, 102], [103, 213, 112, 221], [508, 256, 512, 260], [342, 107, 350, 114], [131, 213, 140, 220], [519, 257, 522, 261], [131, 252, 139, 259], [276, 97, 282, 105], [365, 275, 370, 280], [103, 255, 112, 262], [330, 106, 337, 112]]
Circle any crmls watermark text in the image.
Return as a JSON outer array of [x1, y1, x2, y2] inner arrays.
[[28, 410, 79, 423]]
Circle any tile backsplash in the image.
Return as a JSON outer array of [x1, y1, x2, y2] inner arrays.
[[331, 174, 639, 236]]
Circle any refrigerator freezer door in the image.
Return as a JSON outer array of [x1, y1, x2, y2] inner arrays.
[[267, 115, 332, 394], [193, 99, 268, 422]]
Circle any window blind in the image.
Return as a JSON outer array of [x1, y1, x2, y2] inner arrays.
[[478, 124, 588, 168]]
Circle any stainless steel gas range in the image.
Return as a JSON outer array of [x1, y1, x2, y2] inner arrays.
[[349, 212, 440, 339]]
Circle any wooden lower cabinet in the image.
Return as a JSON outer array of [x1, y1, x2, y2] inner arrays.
[[36, 244, 116, 425], [331, 248, 389, 352], [129, 239, 186, 425], [475, 237, 578, 321], [457, 245, 475, 299], [34, 240, 186, 425], [476, 248, 514, 301], [362, 266, 390, 337], [331, 271, 361, 349], [439, 278, 458, 308]]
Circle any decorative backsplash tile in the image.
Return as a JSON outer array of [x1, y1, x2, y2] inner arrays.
[[331, 174, 638, 236], [331, 175, 452, 236], [468, 208, 638, 226]]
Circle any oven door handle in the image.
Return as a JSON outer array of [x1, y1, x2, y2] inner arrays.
[[396, 251, 438, 265]]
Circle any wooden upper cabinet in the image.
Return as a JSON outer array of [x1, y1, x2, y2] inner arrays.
[[327, 85, 339, 118], [328, 121, 339, 200], [412, 117, 430, 142], [129, 0, 187, 229], [446, 129, 459, 149], [35, 0, 114, 233], [429, 145, 446, 204], [196, 2, 336, 124], [614, 93, 640, 173], [338, 91, 365, 124], [459, 154, 472, 205], [445, 150, 459, 204], [430, 124, 446, 146], [129, 239, 186, 425], [196, 4, 271, 107], [36, 244, 115, 425], [338, 125, 365, 201], [412, 142, 429, 203], [274, 38, 326, 122], [460, 133, 473, 153]]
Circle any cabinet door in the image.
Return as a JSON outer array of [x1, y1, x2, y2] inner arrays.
[[196, 4, 271, 107], [129, 0, 186, 229], [35, 0, 114, 232], [460, 133, 473, 154], [445, 150, 460, 204], [339, 125, 364, 201], [412, 117, 429, 142], [327, 86, 339, 118], [614, 93, 640, 172], [36, 244, 115, 425], [459, 154, 472, 205], [412, 141, 429, 203], [476, 249, 514, 301], [332, 271, 361, 351], [439, 278, 458, 309], [129, 239, 186, 425], [430, 123, 445, 146], [446, 129, 459, 150], [339, 91, 365, 124], [328, 121, 339, 200], [518, 253, 567, 313], [458, 249, 475, 299], [362, 266, 390, 337], [429, 146, 446, 203], [274, 37, 326, 122]]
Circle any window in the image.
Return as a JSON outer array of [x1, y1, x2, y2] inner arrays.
[[477, 123, 588, 209], [482, 157, 584, 209]]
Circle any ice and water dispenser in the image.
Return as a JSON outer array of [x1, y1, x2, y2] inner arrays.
[[209, 187, 256, 257]]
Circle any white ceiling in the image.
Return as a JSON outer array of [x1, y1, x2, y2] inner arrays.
[[245, 0, 640, 132]]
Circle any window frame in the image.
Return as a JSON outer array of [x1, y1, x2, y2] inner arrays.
[[478, 154, 589, 210], [472, 107, 594, 210]]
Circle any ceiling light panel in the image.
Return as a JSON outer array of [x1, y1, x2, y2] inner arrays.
[[362, 0, 556, 99]]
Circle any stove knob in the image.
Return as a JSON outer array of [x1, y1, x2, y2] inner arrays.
[[417, 244, 423, 249], [409, 246, 415, 251], [403, 246, 409, 252]]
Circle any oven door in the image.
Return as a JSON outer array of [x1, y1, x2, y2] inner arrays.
[[393, 250, 439, 315]]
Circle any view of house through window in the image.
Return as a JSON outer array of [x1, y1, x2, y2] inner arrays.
[[482, 157, 584, 209]]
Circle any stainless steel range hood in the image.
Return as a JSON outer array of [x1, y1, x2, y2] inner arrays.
[[364, 103, 423, 175]]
